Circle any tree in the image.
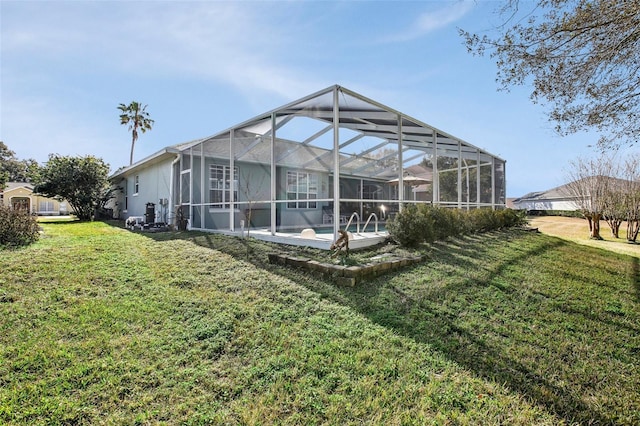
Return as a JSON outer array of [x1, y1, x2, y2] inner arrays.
[[118, 102, 154, 165], [621, 155, 640, 242], [0, 141, 39, 187], [33, 155, 110, 221], [565, 156, 617, 239], [460, 1, 640, 149], [600, 168, 624, 239]]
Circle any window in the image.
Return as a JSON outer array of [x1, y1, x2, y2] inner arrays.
[[123, 179, 128, 211], [39, 201, 54, 212], [134, 175, 139, 195], [209, 164, 238, 209], [287, 171, 317, 209]]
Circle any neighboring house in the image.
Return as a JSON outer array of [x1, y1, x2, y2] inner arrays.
[[109, 85, 506, 246], [0, 182, 69, 215], [513, 176, 631, 213], [512, 182, 581, 212]]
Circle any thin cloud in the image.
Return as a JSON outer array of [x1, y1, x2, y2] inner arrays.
[[1, 2, 326, 103], [383, 1, 475, 43]]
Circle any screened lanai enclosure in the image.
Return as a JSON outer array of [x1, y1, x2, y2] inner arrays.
[[174, 85, 505, 248]]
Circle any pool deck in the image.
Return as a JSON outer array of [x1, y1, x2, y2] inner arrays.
[[245, 228, 389, 250]]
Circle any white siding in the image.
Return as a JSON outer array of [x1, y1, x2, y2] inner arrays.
[[118, 159, 174, 221]]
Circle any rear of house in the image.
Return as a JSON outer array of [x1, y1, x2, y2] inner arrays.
[[109, 85, 507, 249]]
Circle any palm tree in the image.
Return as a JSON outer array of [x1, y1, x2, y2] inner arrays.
[[118, 101, 154, 165]]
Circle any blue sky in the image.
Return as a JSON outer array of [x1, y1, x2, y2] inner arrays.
[[0, 0, 613, 197]]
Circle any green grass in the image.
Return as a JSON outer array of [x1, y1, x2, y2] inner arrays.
[[1, 221, 639, 424]]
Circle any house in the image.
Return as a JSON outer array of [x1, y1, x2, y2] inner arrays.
[[109, 85, 506, 248], [512, 177, 606, 212], [0, 182, 69, 215], [512, 183, 579, 212], [513, 176, 630, 214]]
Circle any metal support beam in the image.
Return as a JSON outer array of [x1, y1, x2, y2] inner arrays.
[[457, 140, 462, 208], [476, 150, 481, 206], [200, 144, 204, 229], [491, 157, 496, 210], [229, 129, 235, 231], [433, 131, 439, 204], [276, 124, 333, 163], [398, 114, 404, 209], [270, 113, 277, 235], [299, 133, 366, 170], [333, 87, 341, 239]]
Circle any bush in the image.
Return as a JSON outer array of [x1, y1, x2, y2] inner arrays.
[[526, 209, 582, 218], [386, 204, 434, 247], [429, 206, 469, 240], [388, 206, 527, 247], [0, 206, 40, 248], [497, 208, 528, 228], [468, 208, 500, 232]]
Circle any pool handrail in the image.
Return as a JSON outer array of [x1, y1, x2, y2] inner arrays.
[[344, 212, 360, 234], [361, 212, 379, 234]]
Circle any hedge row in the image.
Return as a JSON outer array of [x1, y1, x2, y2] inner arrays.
[[0, 206, 40, 248], [526, 209, 583, 218], [387, 205, 527, 247]]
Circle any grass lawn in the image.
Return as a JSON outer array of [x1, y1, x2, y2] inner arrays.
[[1, 221, 639, 424]]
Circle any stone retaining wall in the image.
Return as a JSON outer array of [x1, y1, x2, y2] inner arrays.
[[268, 253, 424, 286]]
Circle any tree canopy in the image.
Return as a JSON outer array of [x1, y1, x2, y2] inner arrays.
[[118, 102, 154, 165], [460, 0, 640, 149], [33, 155, 110, 221], [0, 141, 39, 188]]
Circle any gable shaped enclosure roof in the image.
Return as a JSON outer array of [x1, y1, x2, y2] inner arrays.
[[179, 85, 503, 180], [111, 85, 506, 249]]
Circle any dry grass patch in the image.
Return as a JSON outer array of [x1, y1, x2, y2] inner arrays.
[[529, 216, 640, 257]]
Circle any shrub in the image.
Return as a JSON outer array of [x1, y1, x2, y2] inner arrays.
[[428, 206, 470, 240], [468, 208, 500, 232], [389, 206, 527, 247], [387, 204, 434, 247], [0, 206, 40, 248], [497, 208, 528, 228]]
